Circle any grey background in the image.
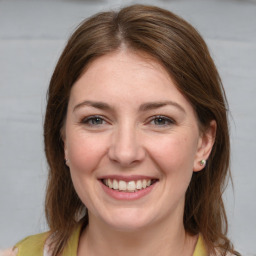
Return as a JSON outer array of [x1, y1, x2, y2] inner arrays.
[[0, 0, 255, 255]]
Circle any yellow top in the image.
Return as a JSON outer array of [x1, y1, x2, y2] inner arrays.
[[15, 224, 207, 256], [193, 234, 208, 256]]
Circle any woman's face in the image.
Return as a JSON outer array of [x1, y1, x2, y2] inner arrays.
[[63, 50, 215, 231]]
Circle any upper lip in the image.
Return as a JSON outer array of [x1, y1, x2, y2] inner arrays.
[[98, 175, 158, 182]]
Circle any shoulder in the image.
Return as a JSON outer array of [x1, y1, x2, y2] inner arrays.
[[211, 248, 239, 256], [14, 232, 49, 256], [0, 249, 18, 256], [194, 235, 237, 256], [216, 252, 238, 256], [214, 252, 237, 256]]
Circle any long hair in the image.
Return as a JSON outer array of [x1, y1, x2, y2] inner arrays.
[[44, 4, 239, 256]]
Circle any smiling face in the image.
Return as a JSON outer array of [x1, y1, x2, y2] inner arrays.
[[63, 50, 215, 231]]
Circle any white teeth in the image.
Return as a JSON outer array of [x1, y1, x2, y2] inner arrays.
[[103, 178, 153, 192], [113, 179, 118, 190], [108, 178, 113, 189], [119, 180, 127, 191], [127, 181, 136, 191], [136, 180, 142, 190]]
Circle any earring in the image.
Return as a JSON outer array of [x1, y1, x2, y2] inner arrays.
[[199, 159, 206, 166], [65, 158, 69, 166]]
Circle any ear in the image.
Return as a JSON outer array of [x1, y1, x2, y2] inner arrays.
[[193, 120, 216, 172]]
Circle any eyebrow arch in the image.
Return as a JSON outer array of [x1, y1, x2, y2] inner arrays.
[[73, 100, 112, 112], [139, 101, 185, 113]]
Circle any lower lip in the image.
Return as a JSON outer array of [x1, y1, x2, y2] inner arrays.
[[100, 181, 157, 200]]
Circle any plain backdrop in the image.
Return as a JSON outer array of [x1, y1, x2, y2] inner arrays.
[[0, 0, 255, 255]]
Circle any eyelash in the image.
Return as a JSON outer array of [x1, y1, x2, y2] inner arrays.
[[148, 115, 175, 127], [81, 115, 106, 126], [81, 115, 175, 128]]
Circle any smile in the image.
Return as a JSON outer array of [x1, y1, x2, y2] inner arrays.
[[102, 179, 157, 192], [99, 176, 159, 200], [101, 178, 157, 192]]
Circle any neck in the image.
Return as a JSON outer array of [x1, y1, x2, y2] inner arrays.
[[78, 214, 197, 256]]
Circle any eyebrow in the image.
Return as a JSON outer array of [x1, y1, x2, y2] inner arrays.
[[73, 100, 185, 113], [139, 101, 185, 113], [73, 100, 112, 112]]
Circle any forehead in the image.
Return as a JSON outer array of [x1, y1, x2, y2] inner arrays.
[[71, 51, 175, 97], [68, 50, 196, 115]]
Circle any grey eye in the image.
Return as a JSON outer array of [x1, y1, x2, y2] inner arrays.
[[151, 116, 173, 126], [89, 117, 104, 125], [82, 116, 105, 125]]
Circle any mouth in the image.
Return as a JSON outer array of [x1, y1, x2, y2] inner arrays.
[[101, 178, 158, 193]]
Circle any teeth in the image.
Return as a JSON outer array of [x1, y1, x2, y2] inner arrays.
[[127, 181, 136, 191], [136, 180, 142, 190], [103, 178, 153, 192], [108, 179, 113, 189], [113, 179, 118, 190], [119, 180, 126, 191]]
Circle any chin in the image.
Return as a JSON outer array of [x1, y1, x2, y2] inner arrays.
[[99, 208, 155, 231], [107, 220, 150, 232]]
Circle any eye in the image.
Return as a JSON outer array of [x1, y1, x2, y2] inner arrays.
[[149, 116, 175, 126], [81, 115, 106, 126]]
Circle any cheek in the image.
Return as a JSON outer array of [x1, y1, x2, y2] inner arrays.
[[67, 132, 107, 175], [66, 133, 108, 209], [147, 133, 198, 176]]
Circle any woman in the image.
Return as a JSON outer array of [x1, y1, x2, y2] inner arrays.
[[8, 4, 240, 256]]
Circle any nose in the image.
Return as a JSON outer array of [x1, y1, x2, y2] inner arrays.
[[108, 124, 146, 167]]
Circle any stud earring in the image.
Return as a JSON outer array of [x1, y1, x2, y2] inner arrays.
[[199, 159, 206, 166]]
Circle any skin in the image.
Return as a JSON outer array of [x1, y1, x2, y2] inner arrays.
[[63, 49, 216, 256]]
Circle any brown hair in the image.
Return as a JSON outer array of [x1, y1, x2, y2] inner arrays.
[[44, 4, 239, 256]]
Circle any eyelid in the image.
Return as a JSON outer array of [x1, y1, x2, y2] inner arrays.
[[80, 115, 108, 125], [147, 115, 176, 126], [79, 115, 175, 127]]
